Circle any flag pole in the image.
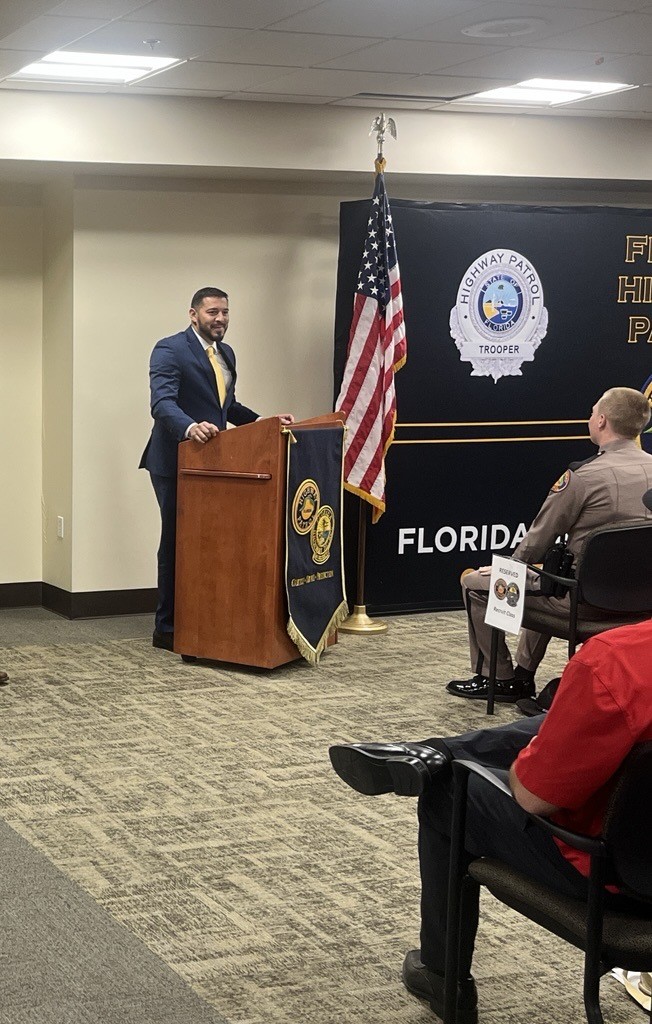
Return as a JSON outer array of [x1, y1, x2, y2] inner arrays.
[[339, 115, 396, 636], [338, 498, 388, 633]]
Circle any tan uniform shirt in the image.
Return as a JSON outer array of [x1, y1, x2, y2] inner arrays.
[[513, 439, 652, 565]]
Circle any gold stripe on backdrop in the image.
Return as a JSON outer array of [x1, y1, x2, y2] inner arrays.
[[393, 435, 587, 445], [398, 419, 587, 427], [393, 419, 589, 445]]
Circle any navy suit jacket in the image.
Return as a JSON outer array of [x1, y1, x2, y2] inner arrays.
[[140, 326, 259, 478]]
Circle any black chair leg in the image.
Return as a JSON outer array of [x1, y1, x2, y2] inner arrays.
[[486, 628, 499, 715], [444, 767, 470, 1024], [582, 954, 604, 1024]]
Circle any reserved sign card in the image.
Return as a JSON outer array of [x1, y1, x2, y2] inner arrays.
[[484, 555, 527, 635]]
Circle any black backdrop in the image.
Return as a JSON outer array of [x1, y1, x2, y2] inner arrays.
[[334, 200, 652, 613]]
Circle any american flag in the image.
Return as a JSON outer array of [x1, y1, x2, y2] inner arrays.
[[335, 172, 406, 522]]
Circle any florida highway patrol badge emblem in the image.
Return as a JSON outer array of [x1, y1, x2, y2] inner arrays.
[[292, 479, 320, 534], [450, 249, 548, 383], [310, 505, 335, 564]]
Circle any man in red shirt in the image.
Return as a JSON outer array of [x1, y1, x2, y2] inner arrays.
[[329, 618, 652, 1024]]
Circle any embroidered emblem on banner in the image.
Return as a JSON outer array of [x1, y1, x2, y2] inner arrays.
[[292, 479, 320, 534], [310, 506, 335, 564], [449, 249, 548, 382], [285, 425, 348, 665]]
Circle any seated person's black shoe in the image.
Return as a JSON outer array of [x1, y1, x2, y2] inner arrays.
[[402, 950, 478, 1024], [446, 673, 535, 703], [152, 630, 174, 651], [329, 742, 449, 797]]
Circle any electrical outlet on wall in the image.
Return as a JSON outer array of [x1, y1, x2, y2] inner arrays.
[[56, 516, 64, 539]]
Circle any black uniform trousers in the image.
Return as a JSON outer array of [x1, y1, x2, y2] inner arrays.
[[150, 473, 177, 635], [416, 716, 590, 975]]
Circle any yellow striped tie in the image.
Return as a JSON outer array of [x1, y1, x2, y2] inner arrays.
[[206, 345, 227, 406]]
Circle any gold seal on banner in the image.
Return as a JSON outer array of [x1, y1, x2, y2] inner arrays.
[[292, 479, 320, 534], [311, 505, 335, 564]]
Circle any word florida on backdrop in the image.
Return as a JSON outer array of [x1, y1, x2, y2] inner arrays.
[[397, 521, 527, 556]]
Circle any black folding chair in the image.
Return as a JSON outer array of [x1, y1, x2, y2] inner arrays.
[[444, 746, 652, 1024], [485, 520, 652, 713]]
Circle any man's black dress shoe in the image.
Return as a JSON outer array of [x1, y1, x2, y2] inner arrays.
[[446, 674, 535, 703], [328, 742, 449, 797], [152, 630, 174, 651], [402, 950, 478, 1024], [0, 670, 8, 685]]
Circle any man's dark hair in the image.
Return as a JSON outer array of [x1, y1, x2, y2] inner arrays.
[[190, 286, 228, 309]]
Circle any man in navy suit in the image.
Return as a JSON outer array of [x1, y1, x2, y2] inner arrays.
[[140, 286, 293, 650]]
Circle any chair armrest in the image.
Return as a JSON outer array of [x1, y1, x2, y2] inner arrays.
[[453, 759, 605, 857], [525, 563, 578, 592]]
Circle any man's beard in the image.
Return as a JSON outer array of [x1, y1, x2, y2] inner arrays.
[[200, 323, 225, 343]]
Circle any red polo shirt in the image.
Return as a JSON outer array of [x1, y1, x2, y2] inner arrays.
[[514, 619, 652, 877]]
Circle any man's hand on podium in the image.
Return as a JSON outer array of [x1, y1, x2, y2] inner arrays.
[[188, 421, 220, 443], [275, 414, 295, 425]]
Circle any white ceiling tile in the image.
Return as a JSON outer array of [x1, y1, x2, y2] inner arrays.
[[390, 73, 513, 98], [0, 0, 59, 40], [520, 12, 652, 54], [586, 52, 652, 79], [200, 30, 382, 66], [137, 59, 292, 90], [0, 48, 45, 77], [0, 0, 649, 117], [51, 0, 150, 16], [227, 91, 339, 102], [403, 3, 619, 44], [440, 46, 626, 79], [123, 0, 324, 30], [63, 21, 250, 59], [0, 15, 107, 51], [268, 0, 490, 39], [239, 66, 416, 97], [497, 0, 650, 9], [127, 84, 227, 95], [332, 95, 443, 108], [566, 84, 652, 112], [318, 39, 504, 74]]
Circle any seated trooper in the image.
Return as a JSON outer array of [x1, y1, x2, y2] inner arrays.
[[329, 618, 652, 1024], [449, 386, 652, 704]]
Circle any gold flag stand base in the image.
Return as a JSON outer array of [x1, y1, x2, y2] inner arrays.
[[339, 604, 388, 635]]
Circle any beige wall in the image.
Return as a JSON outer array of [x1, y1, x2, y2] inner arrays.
[[70, 182, 343, 592], [0, 196, 42, 585], [3, 91, 652, 183], [42, 178, 74, 591]]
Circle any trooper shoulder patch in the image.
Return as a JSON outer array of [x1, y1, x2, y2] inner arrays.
[[549, 469, 571, 494]]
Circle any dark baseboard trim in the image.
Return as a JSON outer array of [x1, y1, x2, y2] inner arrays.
[[0, 582, 43, 609], [39, 584, 157, 620]]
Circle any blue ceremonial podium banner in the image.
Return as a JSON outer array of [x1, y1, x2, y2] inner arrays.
[[285, 426, 348, 664], [334, 200, 652, 613]]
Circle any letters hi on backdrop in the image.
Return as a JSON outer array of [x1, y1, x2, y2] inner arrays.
[[335, 114, 407, 635]]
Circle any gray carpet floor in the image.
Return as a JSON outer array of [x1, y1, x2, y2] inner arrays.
[[0, 817, 226, 1024], [0, 608, 644, 1024]]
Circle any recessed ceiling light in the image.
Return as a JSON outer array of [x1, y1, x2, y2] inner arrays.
[[454, 77, 637, 108], [9, 50, 182, 85], [462, 18, 546, 39]]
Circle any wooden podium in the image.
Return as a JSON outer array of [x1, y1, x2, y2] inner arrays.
[[174, 413, 342, 668]]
